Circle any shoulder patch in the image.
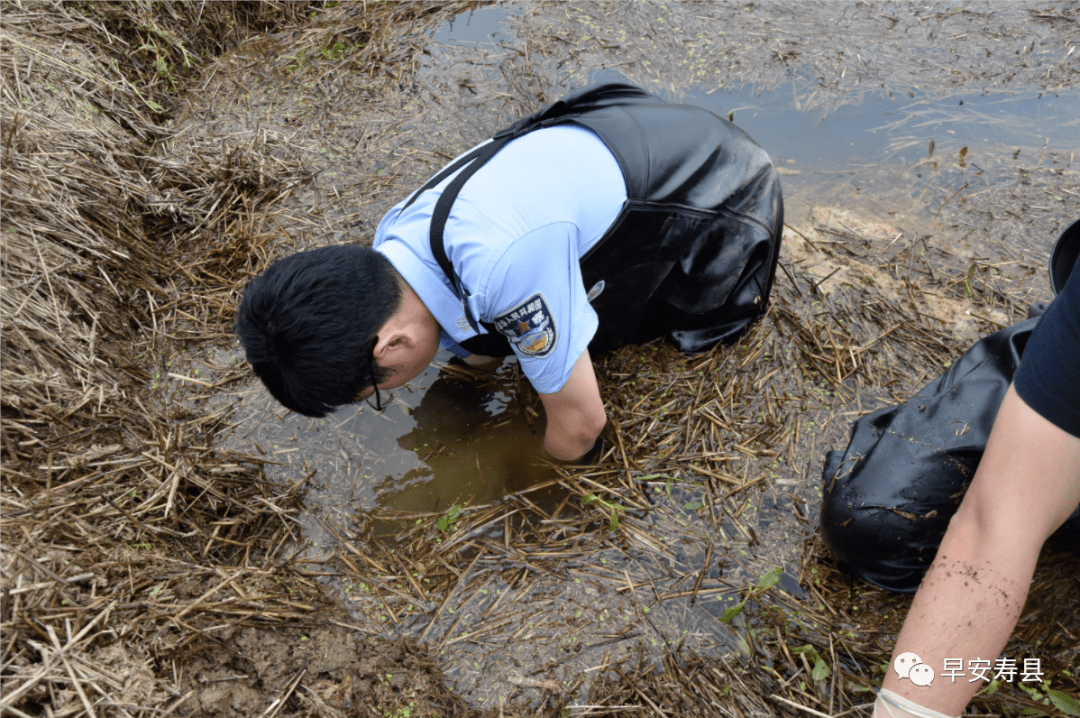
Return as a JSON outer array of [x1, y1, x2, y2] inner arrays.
[[493, 293, 558, 358]]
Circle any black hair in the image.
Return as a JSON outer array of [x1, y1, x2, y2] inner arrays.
[[235, 245, 403, 417]]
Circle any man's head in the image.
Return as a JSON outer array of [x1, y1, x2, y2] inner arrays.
[[236, 244, 405, 417]]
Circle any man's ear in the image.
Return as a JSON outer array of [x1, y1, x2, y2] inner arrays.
[[373, 327, 408, 360]]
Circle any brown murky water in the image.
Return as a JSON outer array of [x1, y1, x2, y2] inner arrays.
[[207, 348, 553, 541]]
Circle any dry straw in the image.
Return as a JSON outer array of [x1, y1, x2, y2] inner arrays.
[[1, 2, 471, 717]]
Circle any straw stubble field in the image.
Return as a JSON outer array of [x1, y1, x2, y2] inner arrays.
[[1, 3, 477, 716], [2, 2, 1078, 718]]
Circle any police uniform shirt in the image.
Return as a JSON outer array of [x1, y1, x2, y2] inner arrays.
[[373, 125, 626, 394]]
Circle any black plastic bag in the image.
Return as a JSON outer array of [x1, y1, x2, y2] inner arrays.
[[821, 219, 1080, 592], [821, 319, 1034, 591]]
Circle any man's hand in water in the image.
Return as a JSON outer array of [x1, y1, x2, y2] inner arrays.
[[503, 438, 604, 492], [541, 437, 604, 466], [539, 350, 607, 460], [461, 354, 503, 371]]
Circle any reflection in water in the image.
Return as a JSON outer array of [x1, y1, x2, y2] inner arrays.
[[431, 5, 516, 48], [213, 348, 560, 523], [684, 82, 1080, 173], [381, 369, 552, 513]]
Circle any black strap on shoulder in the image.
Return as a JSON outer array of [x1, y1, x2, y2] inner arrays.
[[391, 135, 513, 334], [399, 141, 493, 214], [399, 81, 655, 332], [390, 138, 512, 334], [427, 138, 511, 327]]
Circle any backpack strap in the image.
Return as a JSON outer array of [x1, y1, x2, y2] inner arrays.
[[427, 137, 513, 333], [411, 81, 662, 333]]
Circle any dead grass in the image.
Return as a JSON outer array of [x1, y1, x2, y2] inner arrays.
[[1, 3, 474, 717]]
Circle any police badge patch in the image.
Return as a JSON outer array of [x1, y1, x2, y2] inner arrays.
[[493, 293, 558, 358]]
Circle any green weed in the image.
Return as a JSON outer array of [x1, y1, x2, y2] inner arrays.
[[791, 644, 832, 681], [286, 48, 307, 73], [320, 40, 348, 61], [132, 22, 197, 91], [719, 566, 783, 623], [436, 503, 461, 532], [582, 494, 630, 531]]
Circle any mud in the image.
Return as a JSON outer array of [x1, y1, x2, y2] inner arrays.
[[181, 624, 466, 718]]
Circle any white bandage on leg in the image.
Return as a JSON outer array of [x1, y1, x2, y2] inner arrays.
[[872, 688, 957, 718]]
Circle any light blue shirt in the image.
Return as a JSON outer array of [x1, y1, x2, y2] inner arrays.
[[374, 125, 626, 393]]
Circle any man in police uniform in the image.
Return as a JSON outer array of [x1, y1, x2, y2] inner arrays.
[[236, 81, 783, 461]]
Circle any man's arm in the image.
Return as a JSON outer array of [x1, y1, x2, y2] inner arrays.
[[461, 353, 503, 371], [538, 349, 607, 461], [880, 383, 1080, 716]]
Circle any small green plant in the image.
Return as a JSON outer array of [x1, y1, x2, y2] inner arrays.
[[320, 40, 348, 61], [791, 644, 832, 681], [286, 48, 307, 73], [633, 473, 677, 499], [719, 566, 783, 623], [582, 494, 630, 531], [1048, 689, 1080, 717], [436, 504, 461, 532], [1020, 683, 1080, 717], [132, 23, 197, 91], [137, 43, 176, 89]]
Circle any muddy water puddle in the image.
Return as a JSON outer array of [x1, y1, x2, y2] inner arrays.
[[185, 1, 1079, 707], [438, 5, 1077, 252], [208, 350, 553, 539]]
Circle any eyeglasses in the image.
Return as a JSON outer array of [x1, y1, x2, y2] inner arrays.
[[365, 348, 389, 413]]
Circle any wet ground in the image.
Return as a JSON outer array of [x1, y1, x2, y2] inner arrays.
[[198, 0, 1079, 528], [167, 1, 1079, 711]]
